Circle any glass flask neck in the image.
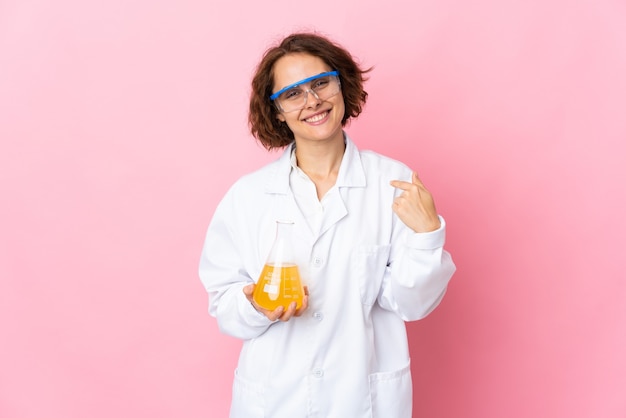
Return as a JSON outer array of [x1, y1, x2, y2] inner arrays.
[[275, 220, 294, 238], [267, 221, 295, 266]]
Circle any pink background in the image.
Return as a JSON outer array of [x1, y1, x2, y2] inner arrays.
[[1, 0, 625, 417]]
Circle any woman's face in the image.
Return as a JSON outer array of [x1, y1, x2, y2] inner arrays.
[[272, 53, 345, 146]]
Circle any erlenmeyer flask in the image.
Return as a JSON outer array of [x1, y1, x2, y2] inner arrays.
[[253, 221, 305, 311]]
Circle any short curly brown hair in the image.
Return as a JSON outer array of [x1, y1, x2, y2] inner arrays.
[[249, 32, 371, 150]]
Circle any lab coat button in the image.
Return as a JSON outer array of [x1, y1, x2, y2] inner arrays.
[[313, 257, 323, 267], [311, 368, 324, 378], [313, 312, 324, 321]]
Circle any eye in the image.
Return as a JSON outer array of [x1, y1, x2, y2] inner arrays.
[[312, 77, 330, 90], [281, 88, 303, 101]]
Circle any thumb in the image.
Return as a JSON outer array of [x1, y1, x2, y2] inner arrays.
[[243, 283, 255, 297], [412, 171, 423, 186]]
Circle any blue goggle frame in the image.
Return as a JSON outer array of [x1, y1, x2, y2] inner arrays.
[[269, 71, 340, 101]]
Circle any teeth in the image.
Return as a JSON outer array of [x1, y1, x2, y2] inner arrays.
[[305, 112, 328, 123]]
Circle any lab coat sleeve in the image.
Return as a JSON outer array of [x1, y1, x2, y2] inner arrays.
[[378, 216, 456, 321], [198, 189, 274, 340]]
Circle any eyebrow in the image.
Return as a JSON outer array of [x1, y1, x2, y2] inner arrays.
[[270, 71, 339, 100]]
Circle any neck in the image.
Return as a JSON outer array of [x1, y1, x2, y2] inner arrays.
[[294, 133, 345, 180]]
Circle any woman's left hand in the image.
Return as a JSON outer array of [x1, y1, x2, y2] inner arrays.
[[390, 171, 441, 233]]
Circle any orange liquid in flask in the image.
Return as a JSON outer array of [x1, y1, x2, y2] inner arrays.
[[253, 263, 304, 311]]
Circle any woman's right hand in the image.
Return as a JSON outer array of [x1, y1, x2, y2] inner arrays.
[[243, 284, 309, 322]]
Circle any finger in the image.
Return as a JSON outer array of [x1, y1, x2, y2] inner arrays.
[[242, 284, 255, 301], [412, 171, 426, 189], [412, 171, 420, 184], [279, 302, 297, 322], [294, 293, 309, 317], [268, 305, 284, 321], [389, 179, 413, 190]]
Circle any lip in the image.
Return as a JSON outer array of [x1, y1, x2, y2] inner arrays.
[[301, 109, 331, 124]]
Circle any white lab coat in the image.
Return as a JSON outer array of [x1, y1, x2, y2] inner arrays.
[[199, 134, 456, 418]]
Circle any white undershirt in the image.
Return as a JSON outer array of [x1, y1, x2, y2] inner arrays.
[[289, 147, 332, 237]]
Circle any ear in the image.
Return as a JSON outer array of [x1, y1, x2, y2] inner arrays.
[[276, 113, 286, 122]]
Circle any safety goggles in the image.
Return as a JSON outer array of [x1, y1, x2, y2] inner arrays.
[[270, 71, 341, 113]]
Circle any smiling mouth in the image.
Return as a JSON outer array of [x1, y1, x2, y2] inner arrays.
[[303, 110, 329, 123]]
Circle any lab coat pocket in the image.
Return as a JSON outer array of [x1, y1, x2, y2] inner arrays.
[[353, 244, 391, 306], [231, 369, 265, 418], [368, 362, 412, 418]]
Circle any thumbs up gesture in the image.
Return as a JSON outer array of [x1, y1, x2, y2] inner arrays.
[[390, 172, 441, 233]]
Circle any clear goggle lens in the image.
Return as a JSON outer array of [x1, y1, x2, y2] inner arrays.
[[270, 71, 341, 113]]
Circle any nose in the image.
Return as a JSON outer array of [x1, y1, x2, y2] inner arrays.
[[304, 89, 322, 108]]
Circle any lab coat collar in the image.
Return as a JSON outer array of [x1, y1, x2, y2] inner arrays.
[[264, 132, 366, 195]]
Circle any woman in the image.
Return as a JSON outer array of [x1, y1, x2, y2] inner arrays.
[[199, 32, 456, 418]]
